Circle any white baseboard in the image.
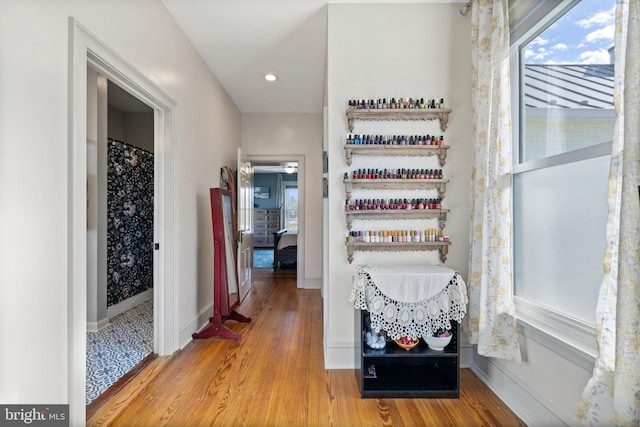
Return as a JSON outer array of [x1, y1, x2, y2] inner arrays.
[[324, 341, 358, 369], [179, 302, 214, 349], [304, 277, 322, 289], [470, 355, 568, 426], [86, 317, 110, 332], [106, 288, 153, 319], [88, 288, 153, 331]]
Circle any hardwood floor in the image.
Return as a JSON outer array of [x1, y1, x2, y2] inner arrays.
[[88, 269, 526, 426]]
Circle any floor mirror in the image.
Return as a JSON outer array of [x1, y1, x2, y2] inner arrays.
[[193, 188, 251, 340]]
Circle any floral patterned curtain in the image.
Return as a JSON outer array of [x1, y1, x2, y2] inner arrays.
[[577, 1, 640, 424], [107, 140, 154, 306], [467, 0, 522, 363]]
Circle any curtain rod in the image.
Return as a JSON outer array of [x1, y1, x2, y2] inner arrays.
[[460, 0, 472, 16]]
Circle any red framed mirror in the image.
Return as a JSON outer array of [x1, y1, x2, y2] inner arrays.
[[193, 188, 251, 340]]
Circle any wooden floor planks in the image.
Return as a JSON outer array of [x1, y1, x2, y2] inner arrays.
[[88, 268, 526, 427]]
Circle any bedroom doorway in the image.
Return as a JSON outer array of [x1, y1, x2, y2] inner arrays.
[[248, 156, 305, 288]]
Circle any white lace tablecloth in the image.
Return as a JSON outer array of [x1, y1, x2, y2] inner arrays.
[[349, 264, 468, 340]]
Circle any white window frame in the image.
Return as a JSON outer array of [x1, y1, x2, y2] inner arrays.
[[509, 0, 614, 365]]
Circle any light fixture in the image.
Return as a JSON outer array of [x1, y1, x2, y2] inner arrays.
[[264, 73, 278, 82], [284, 164, 296, 174]]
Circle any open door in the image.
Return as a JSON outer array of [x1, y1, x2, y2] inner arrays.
[[237, 148, 253, 301]]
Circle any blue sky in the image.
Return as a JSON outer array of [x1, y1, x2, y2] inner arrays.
[[524, 0, 616, 65]]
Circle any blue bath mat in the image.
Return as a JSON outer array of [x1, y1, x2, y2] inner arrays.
[[254, 249, 273, 268]]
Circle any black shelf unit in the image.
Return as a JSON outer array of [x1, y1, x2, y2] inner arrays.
[[359, 310, 460, 398]]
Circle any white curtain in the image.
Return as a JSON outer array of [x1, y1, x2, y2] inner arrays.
[[467, 0, 522, 363], [577, 1, 640, 425]]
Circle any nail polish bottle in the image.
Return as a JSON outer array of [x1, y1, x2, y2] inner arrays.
[[439, 98, 445, 108], [439, 135, 445, 146]]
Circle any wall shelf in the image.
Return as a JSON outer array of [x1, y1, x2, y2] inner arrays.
[[343, 178, 448, 200], [346, 102, 458, 398], [345, 241, 450, 264], [344, 144, 450, 166], [345, 209, 449, 230], [346, 108, 451, 132]]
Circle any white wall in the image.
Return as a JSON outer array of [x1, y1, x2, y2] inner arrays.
[[325, 3, 473, 367], [0, 0, 240, 406], [241, 113, 323, 286]]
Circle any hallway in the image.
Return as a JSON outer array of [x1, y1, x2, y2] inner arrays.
[[88, 269, 524, 426]]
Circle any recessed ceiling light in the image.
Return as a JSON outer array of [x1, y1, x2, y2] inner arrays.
[[264, 73, 278, 82]]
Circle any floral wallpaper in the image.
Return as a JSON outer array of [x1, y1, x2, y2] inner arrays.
[[107, 140, 154, 307]]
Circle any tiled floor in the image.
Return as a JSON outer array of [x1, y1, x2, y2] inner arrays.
[[86, 300, 153, 404]]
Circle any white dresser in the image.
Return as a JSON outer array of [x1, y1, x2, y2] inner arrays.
[[253, 208, 281, 247]]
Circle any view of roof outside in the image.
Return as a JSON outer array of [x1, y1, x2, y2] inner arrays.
[[521, 0, 616, 162]]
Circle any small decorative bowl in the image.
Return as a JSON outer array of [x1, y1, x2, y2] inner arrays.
[[394, 336, 419, 351], [424, 334, 452, 351]]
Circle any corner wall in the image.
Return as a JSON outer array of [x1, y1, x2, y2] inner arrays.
[[325, 3, 473, 367]]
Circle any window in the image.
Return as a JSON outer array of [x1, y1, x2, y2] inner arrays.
[[512, 0, 614, 325], [283, 185, 298, 231]]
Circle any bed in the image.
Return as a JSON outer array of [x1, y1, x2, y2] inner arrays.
[[273, 229, 297, 271]]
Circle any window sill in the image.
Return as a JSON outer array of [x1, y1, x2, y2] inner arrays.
[[514, 297, 597, 371]]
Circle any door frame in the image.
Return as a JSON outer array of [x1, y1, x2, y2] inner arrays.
[[247, 155, 305, 288], [68, 18, 178, 424]]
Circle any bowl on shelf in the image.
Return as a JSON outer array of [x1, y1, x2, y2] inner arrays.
[[424, 333, 452, 351], [394, 335, 419, 351]]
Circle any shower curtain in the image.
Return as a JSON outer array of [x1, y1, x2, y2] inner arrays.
[[107, 140, 154, 307]]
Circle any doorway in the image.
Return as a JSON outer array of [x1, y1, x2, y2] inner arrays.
[[69, 19, 178, 424], [248, 156, 305, 288], [85, 75, 155, 404]]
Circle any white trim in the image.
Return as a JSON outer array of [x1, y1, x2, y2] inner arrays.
[[324, 341, 358, 369], [86, 318, 110, 333], [304, 277, 322, 289], [470, 355, 569, 426], [106, 288, 153, 318], [180, 303, 214, 348], [515, 297, 597, 371], [248, 154, 306, 289], [513, 142, 612, 174], [509, 0, 572, 46], [68, 18, 178, 425]]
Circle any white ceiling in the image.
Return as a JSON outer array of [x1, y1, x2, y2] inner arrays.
[[160, 0, 465, 114]]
